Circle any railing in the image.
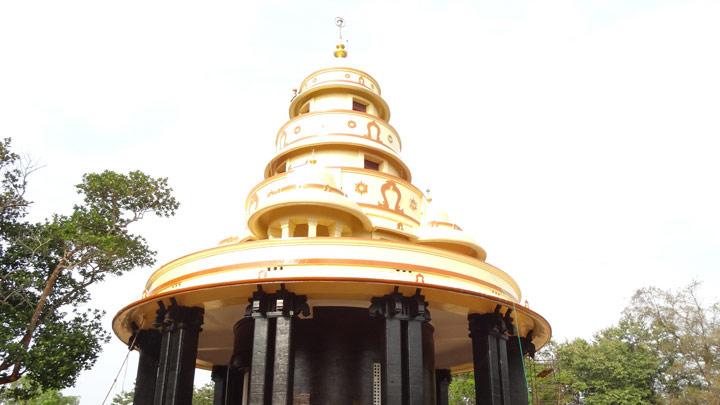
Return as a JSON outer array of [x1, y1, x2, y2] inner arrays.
[[276, 110, 401, 155], [246, 167, 426, 232], [300, 67, 381, 96]]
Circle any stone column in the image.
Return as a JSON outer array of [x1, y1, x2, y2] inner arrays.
[[229, 318, 254, 405], [153, 300, 205, 405], [131, 328, 161, 405], [212, 365, 245, 405], [467, 306, 513, 405], [435, 369, 451, 405], [245, 286, 309, 405], [212, 366, 228, 405], [246, 289, 271, 405], [370, 288, 431, 405], [267, 289, 307, 405], [407, 291, 430, 405], [507, 333, 535, 405]]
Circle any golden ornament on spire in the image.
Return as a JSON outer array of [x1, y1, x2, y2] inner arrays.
[[334, 17, 347, 58], [334, 44, 347, 58]]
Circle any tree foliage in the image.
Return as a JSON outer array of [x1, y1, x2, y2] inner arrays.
[[553, 326, 660, 404], [191, 383, 214, 405], [111, 383, 214, 405], [0, 138, 179, 396], [0, 378, 79, 405], [448, 372, 475, 405], [623, 282, 720, 404], [449, 283, 719, 405]]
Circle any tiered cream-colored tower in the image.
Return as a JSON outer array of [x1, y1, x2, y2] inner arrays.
[[114, 45, 551, 405]]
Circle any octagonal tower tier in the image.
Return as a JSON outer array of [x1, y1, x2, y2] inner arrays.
[[114, 65, 551, 405]]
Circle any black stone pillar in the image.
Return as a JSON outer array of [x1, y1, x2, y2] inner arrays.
[[507, 333, 535, 405], [228, 318, 253, 405], [227, 367, 245, 405], [468, 306, 513, 405], [153, 301, 205, 405], [407, 293, 430, 405], [267, 288, 307, 405], [212, 366, 228, 405], [384, 316, 403, 405], [247, 289, 271, 405], [244, 286, 309, 405], [370, 288, 431, 405], [435, 369, 451, 405], [212, 365, 244, 405], [131, 328, 161, 405]]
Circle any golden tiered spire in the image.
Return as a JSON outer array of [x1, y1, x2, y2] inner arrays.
[[334, 17, 347, 58]]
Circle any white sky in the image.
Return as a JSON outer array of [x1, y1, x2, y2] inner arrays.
[[2, 0, 719, 402]]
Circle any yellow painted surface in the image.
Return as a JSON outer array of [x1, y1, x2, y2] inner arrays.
[[113, 64, 552, 369]]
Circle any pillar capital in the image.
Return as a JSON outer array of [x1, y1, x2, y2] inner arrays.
[[155, 298, 204, 332], [369, 287, 430, 322], [510, 331, 536, 358], [130, 327, 161, 354], [468, 305, 512, 338], [244, 285, 310, 319]]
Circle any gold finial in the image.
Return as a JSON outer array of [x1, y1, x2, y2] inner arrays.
[[334, 17, 347, 58]]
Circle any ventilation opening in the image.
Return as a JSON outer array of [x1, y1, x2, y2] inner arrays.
[[372, 362, 382, 405], [352, 99, 367, 113], [293, 224, 308, 237], [364, 158, 381, 171], [316, 225, 330, 237]]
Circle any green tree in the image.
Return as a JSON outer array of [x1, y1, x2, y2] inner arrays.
[[0, 138, 179, 397], [110, 389, 133, 405], [112, 383, 215, 405], [554, 324, 660, 404], [449, 329, 659, 405], [526, 341, 577, 404], [0, 378, 79, 405], [192, 383, 214, 405], [623, 282, 720, 404], [449, 372, 475, 405]]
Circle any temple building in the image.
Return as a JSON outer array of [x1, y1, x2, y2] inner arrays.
[[113, 38, 551, 405]]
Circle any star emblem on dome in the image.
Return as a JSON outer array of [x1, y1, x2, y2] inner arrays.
[[355, 181, 368, 195]]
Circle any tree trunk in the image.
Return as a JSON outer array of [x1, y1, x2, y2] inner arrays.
[[1, 260, 66, 383]]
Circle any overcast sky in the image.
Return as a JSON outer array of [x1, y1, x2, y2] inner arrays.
[[2, 0, 719, 402]]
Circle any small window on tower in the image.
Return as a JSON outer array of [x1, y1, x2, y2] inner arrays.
[[352, 99, 367, 113], [293, 224, 308, 237], [316, 225, 330, 237], [364, 158, 381, 171]]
